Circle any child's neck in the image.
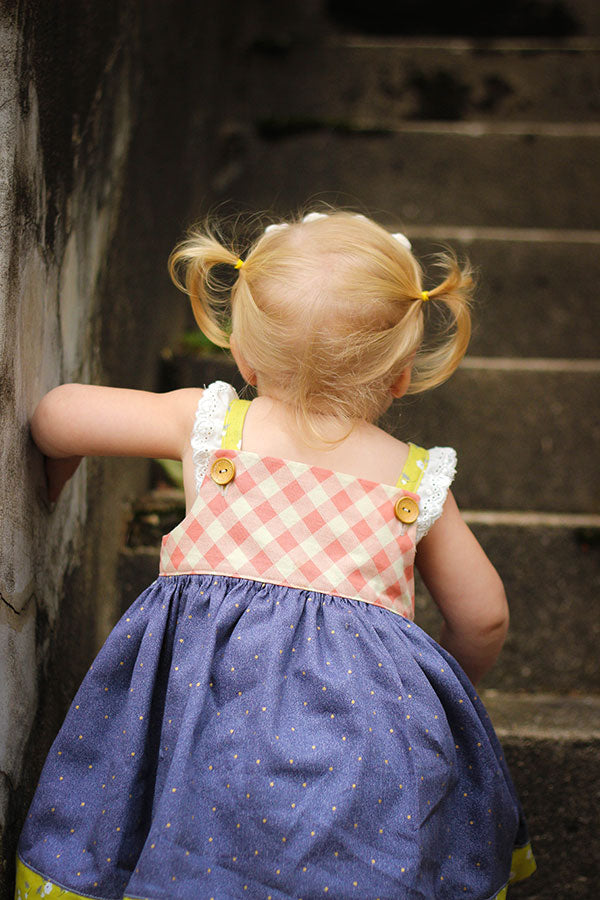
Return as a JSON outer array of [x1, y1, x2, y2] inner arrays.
[[253, 393, 357, 443], [240, 394, 410, 488]]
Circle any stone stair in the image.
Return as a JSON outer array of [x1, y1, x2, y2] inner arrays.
[[119, 3, 599, 896]]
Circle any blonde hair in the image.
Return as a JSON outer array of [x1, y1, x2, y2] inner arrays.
[[169, 211, 473, 443]]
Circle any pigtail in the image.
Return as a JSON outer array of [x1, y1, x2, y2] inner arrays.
[[168, 229, 241, 348], [409, 251, 474, 394], [168, 212, 475, 446]]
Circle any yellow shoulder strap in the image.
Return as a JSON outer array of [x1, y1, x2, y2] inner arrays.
[[395, 442, 429, 492], [221, 398, 251, 449]]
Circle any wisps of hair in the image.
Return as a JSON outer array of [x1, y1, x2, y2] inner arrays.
[[168, 211, 474, 445], [168, 227, 239, 348]]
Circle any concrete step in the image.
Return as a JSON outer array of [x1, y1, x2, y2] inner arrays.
[[124, 487, 187, 549], [159, 350, 247, 395], [481, 692, 600, 899], [161, 355, 600, 513], [245, 38, 600, 125], [119, 495, 600, 694], [417, 515, 600, 694], [410, 230, 600, 359], [324, 0, 600, 38], [389, 362, 600, 513], [482, 691, 600, 741], [215, 129, 600, 230]]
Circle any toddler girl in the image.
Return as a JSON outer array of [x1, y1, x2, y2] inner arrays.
[[16, 210, 535, 899]]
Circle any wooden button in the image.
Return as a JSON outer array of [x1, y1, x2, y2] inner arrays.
[[211, 457, 235, 485], [394, 495, 419, 524]]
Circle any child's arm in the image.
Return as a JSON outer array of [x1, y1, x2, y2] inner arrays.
[[31, 383, 202, 501], [415, 491, 509, 685]]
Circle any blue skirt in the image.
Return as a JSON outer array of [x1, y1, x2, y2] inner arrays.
[[17, 575, 534, 899]]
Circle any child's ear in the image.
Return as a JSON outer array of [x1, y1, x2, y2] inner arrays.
[[390, 366, 412, 399], [230, 335, 258, 387]]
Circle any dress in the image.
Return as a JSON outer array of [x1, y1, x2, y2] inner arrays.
[[16, 382, 535, 900]]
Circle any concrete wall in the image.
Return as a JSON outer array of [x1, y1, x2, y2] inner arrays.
[[0, 2, 230, 891]]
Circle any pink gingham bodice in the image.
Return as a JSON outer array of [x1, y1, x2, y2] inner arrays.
[[160, 448, 419, 618], [159, 382, 456, 619]]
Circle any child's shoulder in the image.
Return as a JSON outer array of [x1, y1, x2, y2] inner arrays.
[[357, 426, 455, 488], [360, 425, 457, 541], [188, 383, 455, 496], [359, 423, 413, 485]]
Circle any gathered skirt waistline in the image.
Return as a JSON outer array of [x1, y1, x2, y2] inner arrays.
[[157, 569, 414, 620]]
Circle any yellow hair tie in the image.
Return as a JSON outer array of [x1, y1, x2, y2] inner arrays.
[[420, 290, 430, 302], [234, 258, 244, 270]]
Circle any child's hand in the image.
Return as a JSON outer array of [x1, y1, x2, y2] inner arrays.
[[44, 455, 82, 503]]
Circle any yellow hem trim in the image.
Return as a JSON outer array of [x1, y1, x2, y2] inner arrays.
[[17, 843, 535, 899], [221, 398, 251, 450], [509, 841, 537, 883], [492, 842, 537, 899], [16, 856, 131, 900], [396, 442, 429, 491]]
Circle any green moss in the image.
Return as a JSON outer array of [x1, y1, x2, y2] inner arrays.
[[180, 330, 226, 355], [155, 459, 184, 488]]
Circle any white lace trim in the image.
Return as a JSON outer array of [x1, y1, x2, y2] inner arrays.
[[416, 446, 457, 542], [191, 381, 238, 493]]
